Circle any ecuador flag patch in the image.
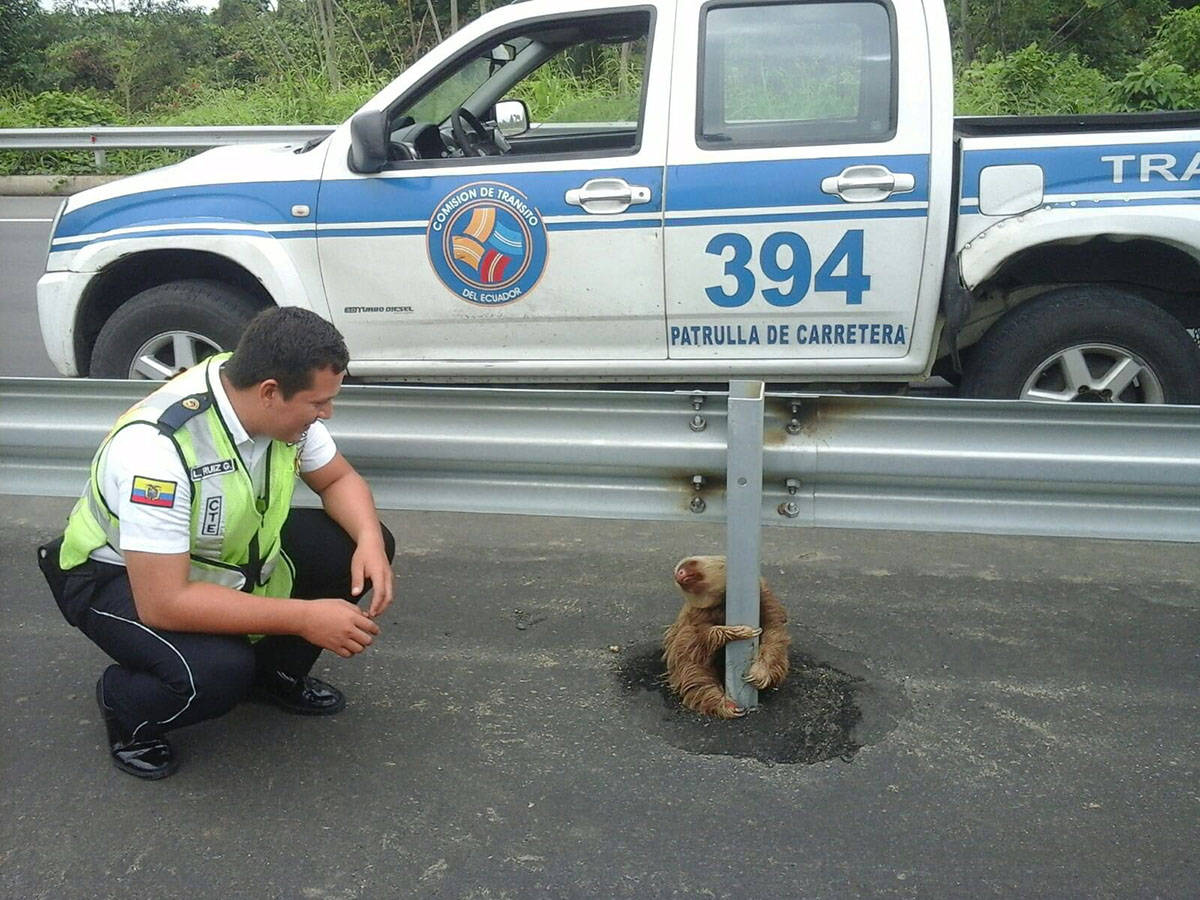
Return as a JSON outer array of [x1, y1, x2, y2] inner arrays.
[[131, 476, 177, 508]]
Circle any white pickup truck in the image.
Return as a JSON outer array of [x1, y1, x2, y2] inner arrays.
[[36, 0, 1200, 403]]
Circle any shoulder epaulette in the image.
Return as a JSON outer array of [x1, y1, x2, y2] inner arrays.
[[154, 393, 214, 435]]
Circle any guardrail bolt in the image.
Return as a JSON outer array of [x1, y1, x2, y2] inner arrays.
[[777, 477, 801, 518], [786, 401, 803, 434], [690, 474, 707, 513], [689, 393, 707, 432]]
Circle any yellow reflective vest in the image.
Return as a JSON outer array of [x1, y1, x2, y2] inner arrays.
[[60, 354, 298, 598]]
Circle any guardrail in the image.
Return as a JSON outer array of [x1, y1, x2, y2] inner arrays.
[[7, 376, 1198, 709], [0, 125, 336, 170], [5, 377, 1199, 543], [0, 122, 608, 171]]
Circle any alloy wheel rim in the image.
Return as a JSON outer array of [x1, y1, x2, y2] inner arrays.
[[1020, 343, 1165, 404], [126, 330, 222, 380]]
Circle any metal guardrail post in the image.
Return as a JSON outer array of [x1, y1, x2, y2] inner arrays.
[[724, 380, 765, 711]]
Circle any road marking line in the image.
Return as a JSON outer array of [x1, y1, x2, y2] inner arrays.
[[0, 218, 53, 223]]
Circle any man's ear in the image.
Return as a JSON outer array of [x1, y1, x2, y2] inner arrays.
[[258, 379, 281, 405]]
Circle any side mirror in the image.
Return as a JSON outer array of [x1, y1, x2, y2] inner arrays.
[[348, 109, 389, 174], [494, 99, 530, 138]]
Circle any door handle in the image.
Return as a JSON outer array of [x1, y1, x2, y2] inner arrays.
[[820, 165, 916, 203], [565, 178, 653, 214]]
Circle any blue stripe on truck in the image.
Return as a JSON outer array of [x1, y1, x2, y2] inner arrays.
[[666, 155, 931, 209], [53, 156, 938, 250], [961, 141, 1200, 198]]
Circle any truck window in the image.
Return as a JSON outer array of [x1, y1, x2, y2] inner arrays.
[[509, 35, 647, 131], [406, 55, 499, 126], [698, 0, 894, 148], [392, 10, 651, 160]]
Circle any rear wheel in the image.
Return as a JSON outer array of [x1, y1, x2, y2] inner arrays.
[[90, 280, 265, 379], [960, 287, 1200, 405]]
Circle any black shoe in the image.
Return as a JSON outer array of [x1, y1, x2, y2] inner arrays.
[[95, 678, 177, 780], [252, 670, 345, 716]]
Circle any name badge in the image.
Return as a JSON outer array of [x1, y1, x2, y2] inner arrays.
[[189, 459, 236, 481]]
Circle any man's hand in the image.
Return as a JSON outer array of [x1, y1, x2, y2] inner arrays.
[[302, 452, 395, 618], [351, 536, 395, 618], [300, 598, 381, 658]]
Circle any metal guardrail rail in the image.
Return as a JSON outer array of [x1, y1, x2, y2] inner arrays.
[[0, 125, 335, 149], [4, 377, 1199, 544], [0, 123, 606, 171], [0, 125, 336, 170]]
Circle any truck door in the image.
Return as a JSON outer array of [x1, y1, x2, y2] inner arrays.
[[665, 0, 939, 367], [316, 2, 672, 376]]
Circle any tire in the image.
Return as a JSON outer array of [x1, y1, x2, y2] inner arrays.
[[90, 280, 265, 379], [960, 287, 1200, 405]]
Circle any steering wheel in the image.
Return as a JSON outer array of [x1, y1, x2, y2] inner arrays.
[[451, 106, 499, 157]]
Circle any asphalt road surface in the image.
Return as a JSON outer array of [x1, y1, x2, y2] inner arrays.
[[0, 196, 61, 377], [3, 496, 1197, 898]]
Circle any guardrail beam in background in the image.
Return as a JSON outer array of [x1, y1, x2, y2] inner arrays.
[[0, 126, 337, 171], [3, 378, 1200, 545]]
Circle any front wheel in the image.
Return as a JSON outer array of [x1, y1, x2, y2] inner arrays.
[[960, 287, 1200, 405], [90, 280, 264, 379]]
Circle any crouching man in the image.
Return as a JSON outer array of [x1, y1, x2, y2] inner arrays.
[[37, 307, 395, 779]]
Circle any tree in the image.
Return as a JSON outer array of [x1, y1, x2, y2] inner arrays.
[[947, 0, 1172, 76], [956, 43, 1119, 115], [1116, 5, 1200, 110], [0, 0, 50, 90], [314, 0, 341, 90]]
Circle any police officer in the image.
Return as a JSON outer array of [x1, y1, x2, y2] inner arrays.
[[37, 307, 395, 779]]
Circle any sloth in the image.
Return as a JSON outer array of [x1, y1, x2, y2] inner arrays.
[[663, 555, 791, 718]]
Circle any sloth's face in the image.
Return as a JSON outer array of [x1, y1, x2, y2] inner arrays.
[[674, 555, 727, 608]]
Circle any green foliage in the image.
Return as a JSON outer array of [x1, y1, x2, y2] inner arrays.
[[0, 0, 49, 90], [4, 91, 122, 127], [1114, 6, 1200, 111], [510, 43, 644, 123], [47, 34, 123, 94], [1143, 6, 1200, 73], [0, 78, 384, 175], [948, 0, 1172, 77], [1, 2, 1199, 177], [1116, 59, 1200, 111], [0, 90, 125, 176], [148, 78, 380, 126], [34, 8, 220, 115], [955, 44, 1120, 115]]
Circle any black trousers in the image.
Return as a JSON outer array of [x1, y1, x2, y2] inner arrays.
[[39, 509, 395, 741]]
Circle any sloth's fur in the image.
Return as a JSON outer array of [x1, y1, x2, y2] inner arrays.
[[663, 556, 790, 718]]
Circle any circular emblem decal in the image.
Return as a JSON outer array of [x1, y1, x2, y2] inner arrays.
[[182, 397, 200, 410], [426, 181, 548, 306]]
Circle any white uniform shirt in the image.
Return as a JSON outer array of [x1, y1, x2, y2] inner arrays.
[[90, 372, 336, 565]]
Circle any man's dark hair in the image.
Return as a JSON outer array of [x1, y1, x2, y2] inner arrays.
[[223, 307, 349, 398]]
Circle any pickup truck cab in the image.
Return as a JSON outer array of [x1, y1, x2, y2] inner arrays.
[[37, 0, 1200, 403]]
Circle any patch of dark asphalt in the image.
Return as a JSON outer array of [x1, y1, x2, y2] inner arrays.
[[614, 638, 905, 766]]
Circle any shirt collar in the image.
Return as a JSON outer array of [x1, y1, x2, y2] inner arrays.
[[210, 358, 253, 449]]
